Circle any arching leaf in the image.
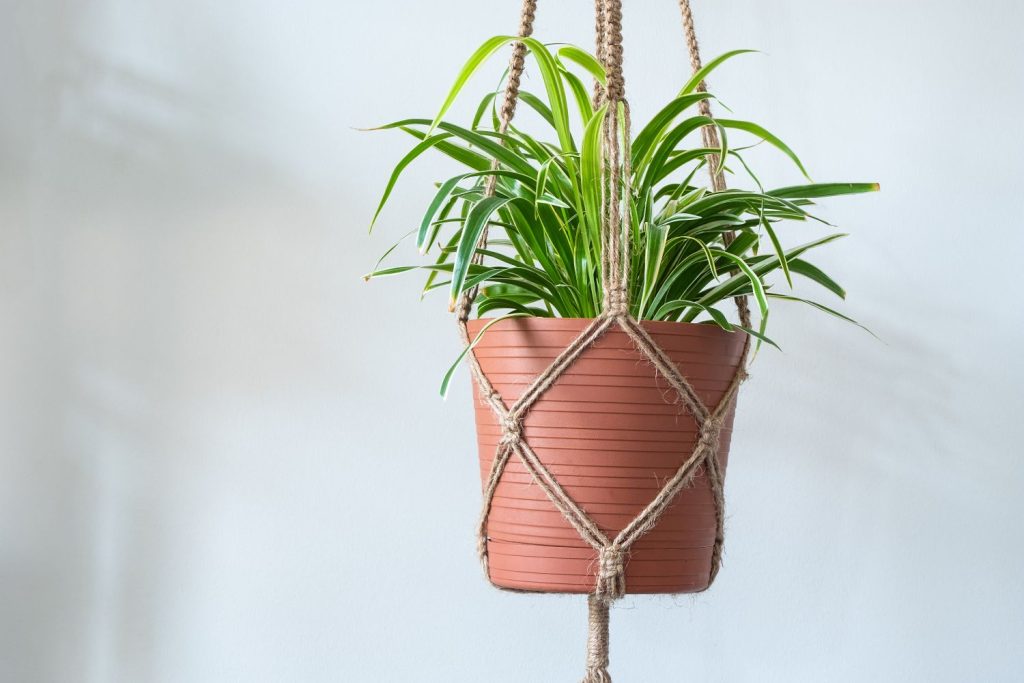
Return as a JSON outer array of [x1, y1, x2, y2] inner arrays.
[[679, 49, 758, 96]]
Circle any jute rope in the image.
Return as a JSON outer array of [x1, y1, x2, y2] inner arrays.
[[591, 0, 607, 109], [453, 2, 751, 680], [678, 0, 752, 328]]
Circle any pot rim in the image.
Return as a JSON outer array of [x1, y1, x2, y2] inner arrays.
[[467, 316, 743, 332]]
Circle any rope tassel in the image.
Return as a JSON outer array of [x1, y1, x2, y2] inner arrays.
[[582, 595, 613, 682]]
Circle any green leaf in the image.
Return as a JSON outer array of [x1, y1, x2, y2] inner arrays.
[[417, 168, 536, 251], [759, 213, 792, 287], [383, 119, 537, 177], [449, 196, 516, 309], [651, 298, 734, 331], [431, 35, 518, 132], [717, 119, 811, 179], [369, 132, 451, 231], [439, 314, 527, 397], [667, 234, 720, 281], [421, 222, 463, 295], [519, 38, 576, 157], [768, 293, 877, 338], [534, 157, 555, 216], [365, 263, 452, 279], [561, 68, 595, 125], [418, 176, 465, 250], [477, 297, 549, 317], [581, 104, 608, 245], [639, 222, 669, 316], [679, 49, 758, 96], [768, 182, 880, 199], [518, 91, 556, 129], [472, 91, 498, 130], [632, 93, 714, 168], [363, 229, 417, 280], [735, 322, 780, 351], [556, 45, 607, 84], [393, 124, 489, 170], [711, 121, 728, 177], [639, 115, 715, 194], [707, 249, 769, 319], [788, 259, 846, 299], [698, 233, 847, 307]]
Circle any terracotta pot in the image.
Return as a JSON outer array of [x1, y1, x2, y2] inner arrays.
[[467, 317, 745, 594]]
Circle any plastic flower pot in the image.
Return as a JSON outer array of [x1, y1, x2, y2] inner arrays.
[[467, 316, 745, 594]]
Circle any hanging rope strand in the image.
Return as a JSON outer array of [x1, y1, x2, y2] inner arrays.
[[677, 0, 724, 191], [457, 0, 538, 577], [586, 7, 629, 680], [677, 0, 752, 330], [619, 105, 633, 305], [455, 0, 538, 324], [591, 0, 607, 108], [597, 0, 630, 319]]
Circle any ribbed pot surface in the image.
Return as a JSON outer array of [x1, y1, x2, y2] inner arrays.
[[467, 317, 745, 594]]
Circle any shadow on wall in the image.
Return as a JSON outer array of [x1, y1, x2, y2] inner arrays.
[[749, 293, 1012, 510], [3, 8, 348, 682]]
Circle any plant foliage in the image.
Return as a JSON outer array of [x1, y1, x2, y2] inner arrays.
[[366, 36, 878, 346]]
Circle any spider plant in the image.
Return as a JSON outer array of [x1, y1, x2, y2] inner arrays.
[[366, 36, 877, 349]]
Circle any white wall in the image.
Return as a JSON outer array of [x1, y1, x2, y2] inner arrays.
[[2, 1, 1022, 681]]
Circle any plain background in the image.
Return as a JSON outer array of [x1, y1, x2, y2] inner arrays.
[[2, 1, 1023, 681]]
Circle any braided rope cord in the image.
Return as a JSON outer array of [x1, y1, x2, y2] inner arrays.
[[678, 0, 753, 329], [450, 2, 752, 680]]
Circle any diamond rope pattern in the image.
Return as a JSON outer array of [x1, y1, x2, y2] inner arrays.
[[449, 1, 752, 680]]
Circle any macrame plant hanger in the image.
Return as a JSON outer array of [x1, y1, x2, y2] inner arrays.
[[453, 1, 752, 680]]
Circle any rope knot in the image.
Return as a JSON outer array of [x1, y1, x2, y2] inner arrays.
[[698, 415, 725, 447], [595, 544, 627, 601], [603, 288, 629, 317], [499, 416, 523, 445]]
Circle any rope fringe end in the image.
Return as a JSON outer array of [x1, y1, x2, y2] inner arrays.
[[582, 667, 613, 683]]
